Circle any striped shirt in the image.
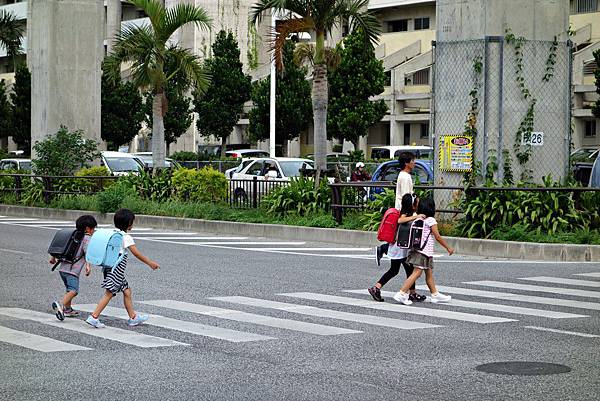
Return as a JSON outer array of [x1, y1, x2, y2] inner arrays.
[[419, 217, 437, 257]]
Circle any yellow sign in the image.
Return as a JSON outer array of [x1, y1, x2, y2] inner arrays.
[[439, 135, 473, 172]]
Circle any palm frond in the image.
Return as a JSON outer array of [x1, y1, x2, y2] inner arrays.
[[293, 43, 314, 66], [249, 0, 287, 25], [126, 0, 165, 30], [272, 18, 314, 68], [159, 4, 211, 43], [0, 10, 24, 56], [164, 46, 211, 95], [335, 0, 381, 47]]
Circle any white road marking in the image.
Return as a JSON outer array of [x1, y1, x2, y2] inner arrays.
[[129, 232, 198, 236], [524, 326, 599, 338], [0, 218, 39, 222], [12, 221, 71, 225], [0, 248, 31, 255], [520, 276, 600, 288], [344, 290, 587, 319], [167, 241, 307, 246], [0, 325, 92, 352], [466, 281, 600, 299], [129, 228, 153, 231], [0, 308, 186, 348], [140, 236, 249, 240], [141, 300, 361, 336], [212, 296, 440, 330], [77, 305, 274, 343], [258, 247, 371, 252], [415, 285, 600, 311], [282, 293, 516, 324], [574, 272, 600, 278]]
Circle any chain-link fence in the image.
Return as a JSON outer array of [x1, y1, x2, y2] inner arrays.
[[432, 38, 572, 195]]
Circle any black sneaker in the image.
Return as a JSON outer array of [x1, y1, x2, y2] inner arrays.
[[409, 293, 426, 302], [375, 246, 383, 266], [51, 301, 64, 321], [368, 287, 384, 302]]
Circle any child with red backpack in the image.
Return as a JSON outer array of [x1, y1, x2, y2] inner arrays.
[[368, 193, 426, 302]]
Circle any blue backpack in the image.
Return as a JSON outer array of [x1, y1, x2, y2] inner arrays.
[[85, 229, 124, 271]]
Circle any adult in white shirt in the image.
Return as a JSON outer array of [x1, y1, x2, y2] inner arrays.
[[376, 152, 416, 266]]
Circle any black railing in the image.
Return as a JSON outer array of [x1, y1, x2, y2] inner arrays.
[[329, 181, 600, 224], [228, 177, 289, 208]]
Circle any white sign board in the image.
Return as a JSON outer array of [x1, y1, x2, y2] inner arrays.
[[521, 132, 544, 146]]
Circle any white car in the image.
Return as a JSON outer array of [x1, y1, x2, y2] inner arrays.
[[101, 151, 144, 176], [370, 145, 433, 160], [0, 158, 32, 171], [230, 157, 315, 200], [131, 152, 181, 169], [225, 149, 270, 159]]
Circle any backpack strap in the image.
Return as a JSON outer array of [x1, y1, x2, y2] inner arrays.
[[51, 255, 84, 272]]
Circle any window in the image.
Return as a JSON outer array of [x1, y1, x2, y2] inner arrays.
[[405, 68, 430, 86], [583, 60, 598, 76], [414, 17, 430, 30], [246, 161, 265, 176], [571, 0, 599, 13], [384, 71, 391, 86], [420, 123, 429, 139], [585, 120, 597, 138], [387, 19, 408, 33]]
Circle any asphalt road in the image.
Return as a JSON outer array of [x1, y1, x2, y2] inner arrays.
[[0, 215, 599, 401]]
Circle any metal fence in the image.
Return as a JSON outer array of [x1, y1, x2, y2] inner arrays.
[[227, 177, 289, 208], [432, 38, 572, 189]]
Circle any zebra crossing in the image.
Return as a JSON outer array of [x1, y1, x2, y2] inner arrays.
[[0, 216, 375, 259], [1, 271, 599, 353]]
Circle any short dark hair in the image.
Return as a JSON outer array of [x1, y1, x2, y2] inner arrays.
[[417, 197, 436, 218], [114, 208, 135, 231], [398, 152, 415, 170], [76, 215, 97, 231]]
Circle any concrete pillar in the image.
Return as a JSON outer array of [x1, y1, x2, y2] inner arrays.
[[105, 0, 122, 54], [28, 0, 104, 155]]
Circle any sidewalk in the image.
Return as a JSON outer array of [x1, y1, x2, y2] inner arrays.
[[1, 204, 599, 262]]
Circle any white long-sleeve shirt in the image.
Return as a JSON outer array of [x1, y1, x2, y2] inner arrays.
[[394, 171, 414, 209]]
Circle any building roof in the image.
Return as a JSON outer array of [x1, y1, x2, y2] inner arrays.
[[368, 0, 434, 11]]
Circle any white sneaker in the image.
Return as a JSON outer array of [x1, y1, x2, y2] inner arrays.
[[393, 291, 413, 305], [430, 292, 451, 303], [85, 315, 106, 328]]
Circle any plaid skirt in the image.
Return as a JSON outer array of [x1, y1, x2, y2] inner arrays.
[[406, 251, 434, 270]]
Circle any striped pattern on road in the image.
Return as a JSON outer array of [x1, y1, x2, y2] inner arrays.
[[0, 325, 92, 352], [77, 305, 275, 343], [343, 290, 587, 319], [415, 285, 600, 311], [466, 281, 600, 299], [574, 272, 600, 278], [524, 326, 600, 338], [282, 292, 516, 324], [519, 276, 600, 288], [0, 308, 186, 348], [211, 296, 440, 330], [141, 299, 362, 336]]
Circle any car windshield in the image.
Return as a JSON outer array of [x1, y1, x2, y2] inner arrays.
[[105, 157, 142, 172], [19, 161, 31, 170], [279, 161, 314, 177], [371, 149, 390, 159]]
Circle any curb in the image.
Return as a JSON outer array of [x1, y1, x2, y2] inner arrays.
[[1, 204, 599, 262]]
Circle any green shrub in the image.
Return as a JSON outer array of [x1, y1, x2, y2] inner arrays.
[[170, 151, 199, 161], [490, 225, 600, 245], [121, 169, 172, 201], [359, 188, 395, 231], [96, 180, 137, 213], [20, 178, 44, 206], [50, 195, 98, 211], [172, 167, 227, 202], [262, 177, 331, 216]]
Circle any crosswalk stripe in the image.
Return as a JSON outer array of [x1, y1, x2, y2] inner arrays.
[[282, 293, 515, 324], [524, 326, 600, 338], [141, 300, 362, 336], [212, 296, 440, 330], [130, 232, 198, 236], [13, 221, 71, 225], [168, 241, 307, 246], [415, 285, 600, 311], [0, 218, 39, 222], [574, 272, 600, 278], [466, 281, 600, 299], [0, 325, 92, 352], [0, 308, 186, 348], [141, 237, 249, 240], [77, 305, 274, 343], [258, 248, 371, 252], [344, 290, 588, 319], [519, 276, 600, 288]]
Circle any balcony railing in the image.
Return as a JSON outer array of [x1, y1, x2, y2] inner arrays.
[[570, 0, 600, 14]]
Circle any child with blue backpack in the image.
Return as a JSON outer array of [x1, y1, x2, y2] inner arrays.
[[85, 209, 160, 328], [49, 215, 97, 320]]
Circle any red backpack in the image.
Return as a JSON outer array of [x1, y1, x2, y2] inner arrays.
[[377, 208, 400, 243]]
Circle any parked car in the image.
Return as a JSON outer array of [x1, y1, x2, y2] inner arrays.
[[230, 157, 315, 200], [368, 159, 434, 199], [0, 158, 32, 171], [225, 149, 270, 159], [370, 145, 433, 160], [305, 152, 352, 163], [100, 151, 144, 176], [132, 152, 181, 169], [571, 147, 599, 186], [589, 157, 600, 188]]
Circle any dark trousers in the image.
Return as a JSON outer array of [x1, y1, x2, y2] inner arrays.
[[377, 258, 416, 291]]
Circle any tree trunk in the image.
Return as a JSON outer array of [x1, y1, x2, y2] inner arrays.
[[220, 137, 226, 158], [312, 62, 328, 184], [281, 139, 288, 157], [151, 93, 166, 169]]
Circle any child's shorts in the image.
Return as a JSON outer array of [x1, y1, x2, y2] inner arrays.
[[407, 251, 434, 270], [59, 271, 79, 293], [101, 254, 129, 296]]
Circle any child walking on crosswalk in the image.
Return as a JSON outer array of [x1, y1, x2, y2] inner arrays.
[[85, 209, 160, 328], [393, 197, 454, 305]]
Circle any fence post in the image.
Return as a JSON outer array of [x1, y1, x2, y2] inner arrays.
[[331, 185, 343, 225], [252, 176, 258, 208], [43, 176, 52, 204], [14, 175, 21, 202]]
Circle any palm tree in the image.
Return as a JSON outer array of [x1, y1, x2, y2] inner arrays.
[[0, 10, 25, 70], [250, 0, 381, 180], [103, 0, 211, 168]]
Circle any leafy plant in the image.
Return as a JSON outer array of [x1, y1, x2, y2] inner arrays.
[[170, 151, 199, 161], [96, 179, 137, 214], [19, 178, 44, 206], [359, 188, 395, 231], [262, 177, 331, 216], [123, 169, 172, 202], [171, 166, 227, 202]]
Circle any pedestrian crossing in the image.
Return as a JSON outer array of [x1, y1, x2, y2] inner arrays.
[[1, 270, 599, 353]]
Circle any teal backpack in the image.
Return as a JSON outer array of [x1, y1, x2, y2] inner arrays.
[[85, 229, 124, 271]]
